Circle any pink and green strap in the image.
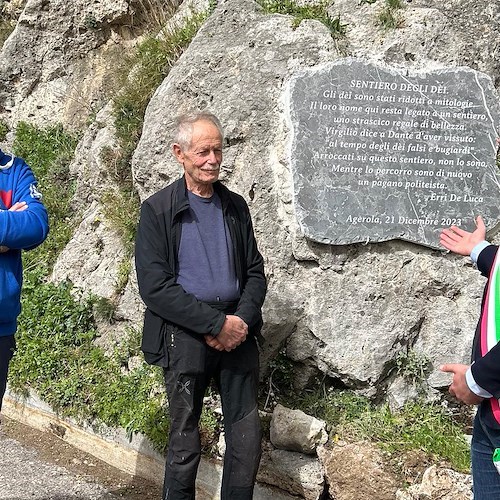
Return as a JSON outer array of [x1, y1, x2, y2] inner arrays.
[[480, 251, 500, 424]]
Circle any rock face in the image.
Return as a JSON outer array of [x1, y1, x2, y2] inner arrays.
[[0, 0, 495, 409], [0, 0, 145, 131], [1, 0, 497, 494], [127, 0, 492, 401]]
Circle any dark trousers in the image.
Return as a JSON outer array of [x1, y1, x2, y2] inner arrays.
[[162, 326, 261, 500], [471, 409, 500, 499], [0, 335, 15, 412]]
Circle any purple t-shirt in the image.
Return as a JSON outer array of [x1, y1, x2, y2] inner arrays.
[[176, 191, 240, 302]]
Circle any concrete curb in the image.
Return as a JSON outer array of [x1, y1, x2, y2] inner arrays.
[[3, 392, 294, 499]]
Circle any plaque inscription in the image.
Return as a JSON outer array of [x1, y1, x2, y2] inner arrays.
[[286, 59, 500, 248]]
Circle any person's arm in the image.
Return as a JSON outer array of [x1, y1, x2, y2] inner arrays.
[[470, 341, 500, 398], [135, 201, 226, 335], [0, 162, 48, 250], [234, 203, 267, 328], [439, 216, 490, 404], [466, 367, 493, 397]]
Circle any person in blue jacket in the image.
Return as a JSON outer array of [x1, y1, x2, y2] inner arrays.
[[0, 148, 48, 415]]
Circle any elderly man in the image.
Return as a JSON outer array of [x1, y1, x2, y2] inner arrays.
[[135, 112, 267, 499]]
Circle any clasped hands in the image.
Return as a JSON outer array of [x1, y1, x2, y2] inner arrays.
[[204, 314, 248, 352]]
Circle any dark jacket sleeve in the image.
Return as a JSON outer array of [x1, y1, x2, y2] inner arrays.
[[476, 244, 498, 278], [135, 201, 225, 335], [234, 202, 267, 329], [471, 244, 500, 397]]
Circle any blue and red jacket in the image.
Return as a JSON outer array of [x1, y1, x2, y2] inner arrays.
[[0, 149, 49, 336]]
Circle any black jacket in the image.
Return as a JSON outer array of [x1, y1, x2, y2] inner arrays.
[[471, 244, 500, 427], [135, 176, 267, 366]]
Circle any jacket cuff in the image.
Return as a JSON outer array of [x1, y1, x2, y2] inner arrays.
[[466, 365, 493, 398], [210, 313, 226, 336]]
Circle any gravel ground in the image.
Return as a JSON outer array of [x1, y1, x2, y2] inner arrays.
[[0, 416, 162, 500]]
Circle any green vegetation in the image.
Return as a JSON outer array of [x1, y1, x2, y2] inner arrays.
[[258, 0, 346, 38], [293, 387, 470, 472], [395, 349, 431, 389], [112, 9, 211, 164], [0, 8, 14, 48], [13, 122, 79, 273], [9, 272, 169, 451], [377, 0, 404, 29], [262, 351, 470, 473]]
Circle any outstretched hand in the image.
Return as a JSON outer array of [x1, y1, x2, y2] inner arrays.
[[440, 216, 486, 256]]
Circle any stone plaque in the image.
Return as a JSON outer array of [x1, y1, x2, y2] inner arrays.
[[286, 59, 500, 248]]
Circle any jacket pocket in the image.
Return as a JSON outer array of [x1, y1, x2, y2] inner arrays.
[[141, 308, 169, 367]]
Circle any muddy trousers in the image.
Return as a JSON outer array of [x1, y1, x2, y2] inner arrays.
[[162, 327, 261, 500]]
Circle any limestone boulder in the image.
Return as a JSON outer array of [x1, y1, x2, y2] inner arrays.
[[257, 447, 325, 500], [396, 465, 472, 500], [318, 441, 399, 500], [270, 404, 328, 455]]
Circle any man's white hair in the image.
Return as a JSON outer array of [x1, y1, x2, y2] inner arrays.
[[173, 112, 224, 150]]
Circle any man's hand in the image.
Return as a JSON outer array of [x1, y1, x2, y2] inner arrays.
[[440, 363, 484, 405], [9, 201, 28, 212], [208, 315, 248, 352], [204, 335, 226, 351], [440, 216, 486, 256]]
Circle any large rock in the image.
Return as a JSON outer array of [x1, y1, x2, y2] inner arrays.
[[396, 465, 472, 499], [130, 0, 494, 396], [0, 0, 141, 130], [258, 447, 325, 500], [270, 404, 328, 454], [318, 441, 398, 500]]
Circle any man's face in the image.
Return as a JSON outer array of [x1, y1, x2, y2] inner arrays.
[[173, 120, 223, 191]]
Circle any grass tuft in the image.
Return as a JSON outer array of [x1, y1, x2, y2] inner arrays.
[[293, 387, 471, 472], [258, 0, 346, 39], [377, 0, 404, 30]]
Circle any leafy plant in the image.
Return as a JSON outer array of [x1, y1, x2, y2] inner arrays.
[[395, 349, 431, 387], [10, 271, 170, 451], [13, 122, 79, 273], [258, 0, 346, 38], [83, 13, 99, 30]]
